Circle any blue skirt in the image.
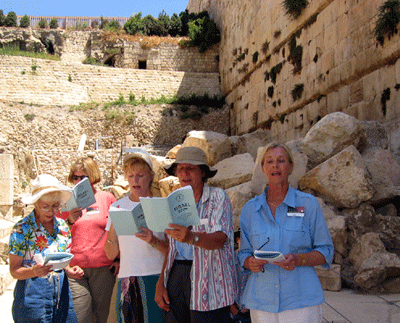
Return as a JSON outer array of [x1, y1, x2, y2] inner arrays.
[[12, 270, 77, 322]]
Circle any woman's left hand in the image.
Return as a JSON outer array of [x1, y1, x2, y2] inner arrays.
[[135, 227, 154, 244], [165, 224, 192, 243], [274, 253, 298, 271]]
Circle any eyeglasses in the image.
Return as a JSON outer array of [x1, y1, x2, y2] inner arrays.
[[38, 204, 62, 213], [257, 237, 270, 251], [72, 175, 88, 181]]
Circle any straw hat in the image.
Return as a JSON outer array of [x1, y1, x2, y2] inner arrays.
[[123, 148, 153, 171], [21, 174, 72, 205], [164, 146, 217, 178]]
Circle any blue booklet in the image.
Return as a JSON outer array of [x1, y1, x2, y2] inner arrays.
[[62, 177, 96, 211], [140, 186, 200, 232], [44, 252, 74, 271], [109, 203, 148, 236]]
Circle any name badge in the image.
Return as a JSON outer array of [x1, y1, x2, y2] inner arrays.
[[287, 206, 305, 217]]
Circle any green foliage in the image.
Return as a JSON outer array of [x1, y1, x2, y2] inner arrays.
[[291, 83, 304, 101], [268, 86, 274, 98], [104, 20, 121, 32], [374, 0, 400, 45], [5, 11, 17, 27], [68, 74, 72, 82], [169, 13, 182, 36], [76, 20, 88, 29], [49, 18, 58, 29], [282, 0, 309, 19], [142, 15, 157, 35], [0, 10, 5, 26], [100, 16, 108, 29], [268, 63, 283, 84], [82, 57, 104, 66], [155, 10, 171, 36], [288, 36, 303, 74], [129, 92, 135, 103], [252, 51, 259, 63], [381, 88, 391, 115], [38, 18, 48, 29], [188, 13, 220, 53], [279, 113, 287, 124], [24, 113, 35, 121], [20, 15, 30, 28], [124, 12, 144, 35], [0, 44, 60, 60], [261, 41, 270, 54]]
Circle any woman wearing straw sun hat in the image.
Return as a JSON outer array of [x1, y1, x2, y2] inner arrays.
[[155, 146, 237, 323], [8, 174, 78, 322], [105, 148, 168, 323]]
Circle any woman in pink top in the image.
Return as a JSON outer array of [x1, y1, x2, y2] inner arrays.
[[61, 157, 117, 323]]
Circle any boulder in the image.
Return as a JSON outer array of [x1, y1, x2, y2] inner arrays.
[[315, 264, 342, 291], [230, 129, 271, 160], [302, 112, 367, 168], [165, 145, 181, 159], [250, 140, 308, 195], [149, 155, 174, 184], [375, 203, 398, 217], [182, 130, 231, 166], [158, 176, 181, 197], [348, 232, 386, 270], [208, 153, 254, 190], [360, 120, 389, 151], [361, 148, 400, 203], [298, 146, 375, 208], [225, 182, 253, 231], [103, 185, 128, 200], [354, 252, 400, 289]]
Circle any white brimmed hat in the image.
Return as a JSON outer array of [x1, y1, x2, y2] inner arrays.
[[21, 174, 72, 205], [123, 148, 153, 171]]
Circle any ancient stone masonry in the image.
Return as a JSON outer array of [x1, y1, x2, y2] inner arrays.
[[187, 0, 400, 162]]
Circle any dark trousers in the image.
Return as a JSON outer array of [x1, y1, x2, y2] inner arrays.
[[164, 260, 232, 323]]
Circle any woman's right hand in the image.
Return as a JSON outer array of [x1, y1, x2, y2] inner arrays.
[[32, 264, 52, 277], [68, 208, 83, 224], [244, 256, 268, 273], [155, 280, 170, 311]]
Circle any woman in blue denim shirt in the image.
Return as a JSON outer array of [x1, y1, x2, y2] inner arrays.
[[238, 142, 334, 323]]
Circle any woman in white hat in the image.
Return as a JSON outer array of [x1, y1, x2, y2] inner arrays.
[[155, 146, 237, 323], [105, 149, 168, 323], [9, 174, 78, 322]]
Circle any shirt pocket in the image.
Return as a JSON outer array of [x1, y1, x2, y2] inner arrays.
[[284, 217, 310, 251], [249, 227, 271, 251]]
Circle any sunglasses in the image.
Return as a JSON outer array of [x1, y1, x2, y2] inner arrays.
[[72, 175, 88, 181]]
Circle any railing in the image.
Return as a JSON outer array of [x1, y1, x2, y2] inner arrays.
[[16, 15, 130, 28]]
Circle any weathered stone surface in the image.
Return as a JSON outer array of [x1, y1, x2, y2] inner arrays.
[[150, 155, 175, 184], [315, 264, 342, 291], [326, 216, 347, 259], [348, 232, 386, 270], [225, 181, 253, 231], [183, 130, 231, 166], [103, 185, 128, 200], [250, 140, 308, 195], [299, 146, 375, 208], [302, 112, 367, 168], [165, 145, 181, 159], [361, 120, 389, 151], [208, 153, 254, 189], [354, 252, 400, 289], [158, 176, 181, 197], [361, 148, 400, 203], [376, 203, 398, 217], [230, 129, 271, 160]]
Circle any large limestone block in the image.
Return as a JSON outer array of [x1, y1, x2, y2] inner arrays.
[[302, 112, 367, 168], [225, 182, 253, 231], [150, 155, 175, 184], [250, 140, 308, 195], [158, 176, 181, 197], [298, 146, 374, 208], [103, 185, 128, 200], [315, 264, 342, 291], [361, 148, 400, 203], [348, 232, 386, 270], [208, 153, 254, 190], [0, 154, 13, 206], [354, 252, 400, 289], [165, 145, 181, 159], [230, 129, 271, 159], [182, 130, 231, 166], [361, 120, 389, 150]]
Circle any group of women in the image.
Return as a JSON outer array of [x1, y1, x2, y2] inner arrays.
[[9, 142, 334, 323]]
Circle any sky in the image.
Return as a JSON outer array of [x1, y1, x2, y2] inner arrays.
[[0, 0, 190, 18]]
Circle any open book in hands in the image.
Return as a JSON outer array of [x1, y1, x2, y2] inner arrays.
[[254, 251, 286, 262], [61, 177, 96, 212], [34, 252, 74, 271], [109, 203, 148, 236]]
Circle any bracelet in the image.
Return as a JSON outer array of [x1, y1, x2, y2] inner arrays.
[[300, 253, 306, 266], [150, 238, 159, 247], [106, 238, 117, 244]]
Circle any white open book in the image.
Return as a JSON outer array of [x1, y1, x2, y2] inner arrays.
[[61, 177, 96, 211]]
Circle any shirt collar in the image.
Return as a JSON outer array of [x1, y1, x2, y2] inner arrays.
[[199, 183, 211, 204], [259, 185, 296, 210]]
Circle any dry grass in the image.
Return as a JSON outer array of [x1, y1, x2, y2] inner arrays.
[[101, 31, 190, 47]]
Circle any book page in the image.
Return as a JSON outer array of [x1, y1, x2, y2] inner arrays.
[[167, 186, 200, 227], [140, 197, 173, 232], [61, 177, 95, 211], [109, 204, 144, 235]]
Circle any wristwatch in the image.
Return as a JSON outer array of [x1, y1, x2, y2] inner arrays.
[[192, 233, 199, 245]]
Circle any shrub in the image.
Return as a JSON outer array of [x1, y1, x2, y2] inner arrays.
[[5, 11, 18, 27], [124, 12, 144, 35], [100, 16, 108, 29], [252, 51, 259, 63], [38, 18, 48, 29], [374, 0, 400, 45], [283, 0, 309, 19], [82, 57, 104, 66], [0, 10, 5, 26], [268, 86, 274, 98], [20, 15, 30, 28], [24, 113, 35, 121], [291, 83, 304, 101], [49, 18, 58, 29], [188, 12, 220, 53], [104, 20, 121, 32], [91, 20, 99, 29]]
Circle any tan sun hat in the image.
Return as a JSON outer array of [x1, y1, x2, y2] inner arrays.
[[164, 146, 217, 178], [123, 148, 153, 171], [21, 174, 72, 205]]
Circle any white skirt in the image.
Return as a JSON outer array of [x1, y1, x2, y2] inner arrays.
[[250, 304, 323, 323]]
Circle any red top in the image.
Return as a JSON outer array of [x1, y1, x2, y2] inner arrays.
[[59, 190, 116, 268]]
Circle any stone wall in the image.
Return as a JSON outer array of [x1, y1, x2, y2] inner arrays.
[[0, 55, 220, 106], [187, 0, 400, 160]]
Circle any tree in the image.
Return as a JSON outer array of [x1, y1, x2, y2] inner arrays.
[[38, 18, 48, 29], [188, 13, 220, 53], [104, 20, 121, 32], [155, 10, 170, 36], [20, 15, 30, 28], [0, 10, 5, 26], [124, 12, 143, 35], [169, 13, 182, 36], [5, 11, 17, 27], [49, 18, 58, 29], [142, 15, 157, 35]]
